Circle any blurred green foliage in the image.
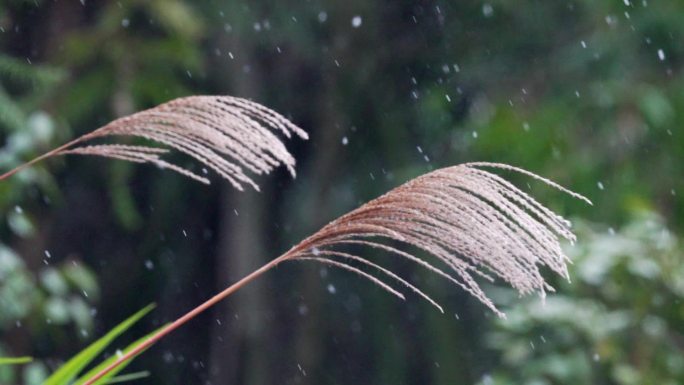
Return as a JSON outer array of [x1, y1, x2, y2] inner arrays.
[[0, 244, 100, 384], [487, 213, 684, 385], [0, 4, 103, 383]]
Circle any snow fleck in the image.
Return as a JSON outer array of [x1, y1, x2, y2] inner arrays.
[[145, 259, 154, 270], [351, 16, 362, 28], [341, 136, 349, 145], [162, 352, 174, 364], [327, 284, 336, 294], [581, 40, 587, 48], [597, 181, 604, 190], [657, 49, 665, 61], [482, 4, 494, 17], [318, 11, 328, 23], [121, 19, 130, 28]]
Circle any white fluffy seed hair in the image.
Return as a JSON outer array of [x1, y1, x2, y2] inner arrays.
[[283, 162, 591, 318], [0, 95, 308, 189]]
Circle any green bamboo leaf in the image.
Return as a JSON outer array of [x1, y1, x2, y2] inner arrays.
[[0, 356, 33, 365], [44, 304, 155, 385], [74, 325, 166, 385]]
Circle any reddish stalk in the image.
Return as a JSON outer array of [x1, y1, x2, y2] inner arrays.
[[82, 253, 291, 385], [0, 137, 86, 181]]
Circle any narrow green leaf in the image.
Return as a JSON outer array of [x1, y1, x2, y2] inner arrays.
[[0, 356, 33, 365], [105, 371, 150, 384], [74, 325, 166, 385], [44, 304, 155, 385]]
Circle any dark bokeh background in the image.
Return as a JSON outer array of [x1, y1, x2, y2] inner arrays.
[[1, 1, 683, 384]]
